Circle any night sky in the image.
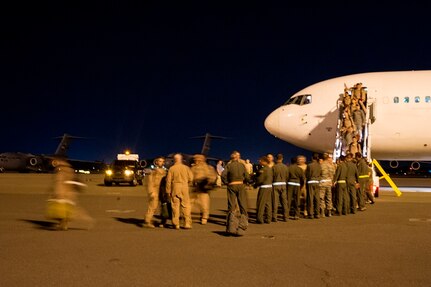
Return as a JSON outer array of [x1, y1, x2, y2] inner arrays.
[[2, 2, 431, 163]]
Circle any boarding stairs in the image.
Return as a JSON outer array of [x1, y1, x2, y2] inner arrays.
[[332, 84, 372, 162], [332, 84, 402, 197]]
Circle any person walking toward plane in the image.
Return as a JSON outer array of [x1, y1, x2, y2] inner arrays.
[[287, 156, 306, 220], [190, 154, 217, 225], [306, 153, 321, 219], [355, 153, 369, 211], [333, 155, 348, 215], [144, 157, 167, 228], [345, 153, 359, 214], [319, 153, 335, 217], [255, 156, 273, 224], [272, 153, 289, 222], [348, 135, 362, 155], [352, 104, 366, 142], [221, 151, 250, 234], [166, 153, 193, 230]]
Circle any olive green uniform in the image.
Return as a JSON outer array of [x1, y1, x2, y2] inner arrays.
[[346, 161, 359, 214], [255, 165, 273, 223], [334, 161, 348, 215], [272, 162, 289, 221], [221, 160, 250, 216], [287, 164, 305, 218], [356, 158, 369, 209], [306, 160, 321, 218]]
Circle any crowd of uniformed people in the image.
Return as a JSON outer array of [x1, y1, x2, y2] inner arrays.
[[45, 150, 376, 234], [340, 83, 368, 156], [140, 150, 376, 235]]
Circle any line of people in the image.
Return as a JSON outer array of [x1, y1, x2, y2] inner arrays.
[[253, 152, 376, 226], [143, 150, 376, 235], [340, 83, 367, 156]]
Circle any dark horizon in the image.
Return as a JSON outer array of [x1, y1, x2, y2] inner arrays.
[[2, 2, 431, 163]]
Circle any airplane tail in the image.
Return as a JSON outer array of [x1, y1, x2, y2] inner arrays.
[[54, 134, 86, 157], [191, 133, 227, 156]]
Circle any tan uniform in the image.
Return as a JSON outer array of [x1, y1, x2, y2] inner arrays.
[[144, 167, 167, 224], [166, 163, 193, 228], [191, 162, 217, 222]]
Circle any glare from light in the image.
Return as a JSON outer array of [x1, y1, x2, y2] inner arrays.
[[105, 169, 113, 176], [124, 170, 134, 176]]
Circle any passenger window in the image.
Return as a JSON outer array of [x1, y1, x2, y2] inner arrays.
[[426, 96, 431, 103], [393, 97, 399, 103], [415, 96, 420, 103], [403, 97, 409, 103]]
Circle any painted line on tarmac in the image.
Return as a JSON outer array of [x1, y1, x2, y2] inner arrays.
[[105, 209, 136, 213], [408, 218, 431, 222]]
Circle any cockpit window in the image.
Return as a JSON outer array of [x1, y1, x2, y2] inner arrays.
[[283, 94, 312, 106], [302, 95, 312, 105]]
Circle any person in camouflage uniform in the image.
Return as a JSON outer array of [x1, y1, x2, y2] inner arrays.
[[319, 153, 335, 217]]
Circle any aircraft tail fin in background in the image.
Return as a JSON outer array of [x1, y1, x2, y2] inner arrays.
[[190, 133, 227, 157], [53, 134, 86, 157]]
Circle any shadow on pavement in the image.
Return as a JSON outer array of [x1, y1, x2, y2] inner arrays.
[[207, 214, 226, 226], [113, 217, 145, 228], [20, 219, 57, 231], [212, 231, 242, 237]]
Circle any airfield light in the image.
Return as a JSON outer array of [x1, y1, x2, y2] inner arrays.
[[125, 150, 130, 155], [105, 169, 113, 176]]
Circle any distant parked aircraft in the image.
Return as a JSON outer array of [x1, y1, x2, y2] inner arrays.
[[0, 134, 105, 173]]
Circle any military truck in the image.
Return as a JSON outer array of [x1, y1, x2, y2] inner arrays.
[[104, 153, 145, 186]]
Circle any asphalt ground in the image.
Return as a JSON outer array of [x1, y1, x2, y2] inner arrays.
[[0, 174, 430, 287]]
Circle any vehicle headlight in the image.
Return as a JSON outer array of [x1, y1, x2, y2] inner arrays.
[[105, 169, 113, 176], [124, 170, 134, 176]]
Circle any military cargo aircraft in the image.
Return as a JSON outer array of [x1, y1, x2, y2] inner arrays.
[[0, 134, 105, 173]]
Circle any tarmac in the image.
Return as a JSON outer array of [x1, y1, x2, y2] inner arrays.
[[0, 173, 430, 287]]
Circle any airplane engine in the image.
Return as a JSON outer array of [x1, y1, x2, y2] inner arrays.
[[51, 159, 59, 168], [389, 160, 399, 168], [411, 161, 421, 171], [29, 157, 38, 166]]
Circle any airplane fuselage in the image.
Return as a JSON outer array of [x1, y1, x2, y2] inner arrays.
[[265, 71, 431, 160]]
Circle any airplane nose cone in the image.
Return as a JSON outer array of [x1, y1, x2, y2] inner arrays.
[[264, 109, 280, 136]]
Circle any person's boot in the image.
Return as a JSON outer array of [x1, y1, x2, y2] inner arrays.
[[144, 222, 155, 228]]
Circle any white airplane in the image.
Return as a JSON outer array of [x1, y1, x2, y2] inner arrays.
[[264, 70, 431, 164]]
